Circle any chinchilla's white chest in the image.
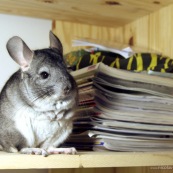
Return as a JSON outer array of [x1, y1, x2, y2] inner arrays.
[[13, 107, 73, 148]]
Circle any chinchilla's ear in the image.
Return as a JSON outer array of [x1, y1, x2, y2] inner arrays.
[[49, 31, 63, 54], [6, 36, 34, 72]]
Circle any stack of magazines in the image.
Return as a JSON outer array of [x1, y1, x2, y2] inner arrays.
[[62, 62, 173, 152]]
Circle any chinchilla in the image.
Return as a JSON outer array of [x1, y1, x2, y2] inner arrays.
[[0, 31, 78, 156]]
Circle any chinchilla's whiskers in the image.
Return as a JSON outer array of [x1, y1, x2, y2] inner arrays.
[[21, 81, 54, 103], [27, 90, 54, 104], [13, 90, 55, 115], [23, 80, 55, 97], [14, 83, 62, 114]]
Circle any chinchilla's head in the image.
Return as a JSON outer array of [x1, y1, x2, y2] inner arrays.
[[6, 31, 77, 110]]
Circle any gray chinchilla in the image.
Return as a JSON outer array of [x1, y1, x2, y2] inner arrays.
[[0, 31, 78, 156]]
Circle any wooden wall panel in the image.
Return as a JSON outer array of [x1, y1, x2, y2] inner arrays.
[[122, 4, 173, 57], [54, 20, 124, 54], [54, 4, 173, 58]]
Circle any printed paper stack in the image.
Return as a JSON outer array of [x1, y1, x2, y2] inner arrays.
[[63, 62, 173, 152]]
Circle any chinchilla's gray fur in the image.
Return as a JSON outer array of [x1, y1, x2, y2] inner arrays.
[[0, 31, 78, 156]]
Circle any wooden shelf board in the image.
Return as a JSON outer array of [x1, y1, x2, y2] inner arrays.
[[0, 151, 173, 169], [1, 0, 173, 27], [80, 151, 173, 168], [0, 152, 80, 169]]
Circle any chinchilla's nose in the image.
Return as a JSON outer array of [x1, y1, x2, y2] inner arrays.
[[63, 83, 72, 95], [59, 73, 75, 95]]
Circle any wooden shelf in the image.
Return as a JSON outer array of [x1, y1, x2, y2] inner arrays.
[[1, 0, 173, 27], [80, 151, 173, 168], [1, 151, 173, 169], [1, 1, 173, 171], [0, 151, 79, 169]]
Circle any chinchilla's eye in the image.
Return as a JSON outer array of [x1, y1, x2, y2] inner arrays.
[[40, 71, 49, 79]]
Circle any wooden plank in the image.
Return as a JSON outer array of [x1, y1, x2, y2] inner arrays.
[[54, 20, 123, 54], [0, 152, 80, 169], [80, 152, 173, 168], [50, 167, 173, 173], [1, 0, 173, 27], [116, 167, 173, 173], [0, 151, 173, 169], [116, 3, 173, 58], [55, 3, 173, 57], [54, 19, 149, 54], [50, 168, 116, 173]]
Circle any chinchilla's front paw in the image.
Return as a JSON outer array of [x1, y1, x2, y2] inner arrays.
[[56, 99, 74, 111], [20, 148, 48, 157], [47, 147, 77, 155]]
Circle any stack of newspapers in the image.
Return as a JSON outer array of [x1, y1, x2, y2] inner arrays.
[[63, 62, 173, 152]]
